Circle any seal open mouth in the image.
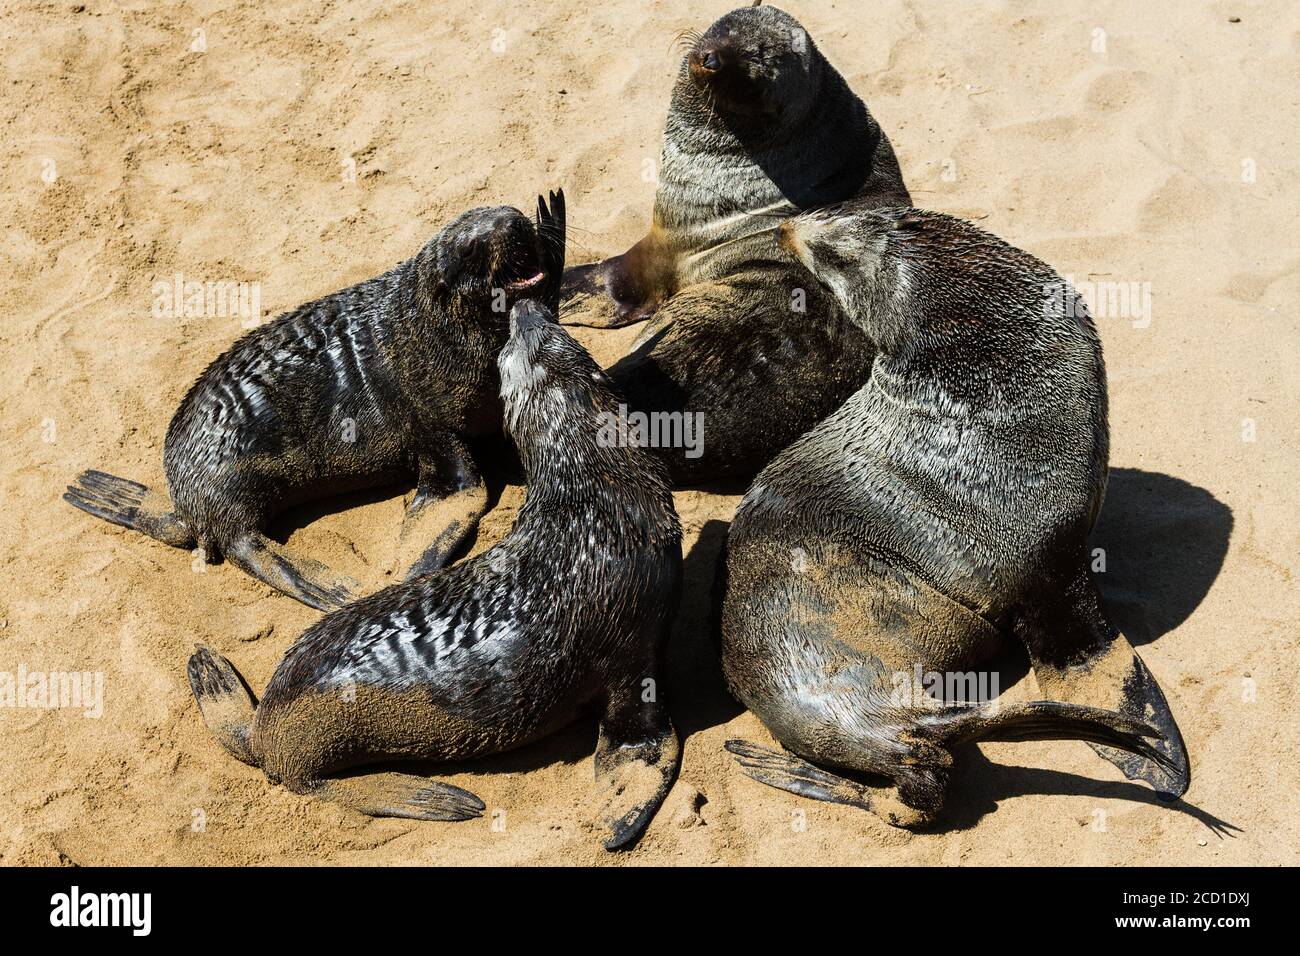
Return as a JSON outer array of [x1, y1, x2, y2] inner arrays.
[[499, 238, 546, 294], [506, 269, 545, 293]]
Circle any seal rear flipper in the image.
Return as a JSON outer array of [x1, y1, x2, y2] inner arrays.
[[725, 739, 874, 811], [1088, 654, 1190, 800], [1014, 571, 1191, 799], [1033, 646, 1191, 800], [535, 188, 567, 315], [186, 645, 258, 767], [937, 700, 1174, 774], [64, 469, 195, 549], [225, 531, 362, 612], [303, 773, 485, 822], [724, 739, 940, 829]]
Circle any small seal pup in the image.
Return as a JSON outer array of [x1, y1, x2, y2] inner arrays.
[[718, 204, 1189, 828], [186, 299, 684, 850], [562, 4, 910, 483], [65, 193, 566, 611]]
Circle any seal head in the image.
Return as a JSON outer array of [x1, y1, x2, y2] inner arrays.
[[683, 4, 823, 124]]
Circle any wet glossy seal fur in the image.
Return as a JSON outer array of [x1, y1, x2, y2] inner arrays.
[[65, 193, 566, 611], [562, 4, 910, 483], [187, 299, 683, 850], [718, 203, 1190, 828]]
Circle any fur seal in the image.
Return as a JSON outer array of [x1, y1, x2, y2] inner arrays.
[[64, 193, 566, 611], [562, 4, 911, 483], [718, 203, 1190, 828], [186, 299, 684, 850]]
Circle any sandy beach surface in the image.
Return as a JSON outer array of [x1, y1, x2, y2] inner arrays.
[[1, 0, 1296, 865]]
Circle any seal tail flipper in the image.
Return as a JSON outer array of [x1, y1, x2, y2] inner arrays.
[[64, 469, 195, 549], [1014, 569, 1191, 799], [225, 531, 362, 612], [186, 645, 258, 767], [302, 774, 485, 822]]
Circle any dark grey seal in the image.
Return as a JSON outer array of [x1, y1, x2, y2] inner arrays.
[[718, 203, 1190, 828], [64, 194, 566, 610], [187, 299, 683, 850], [562, 4, 910, 483]]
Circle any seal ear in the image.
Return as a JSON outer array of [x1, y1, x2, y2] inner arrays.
[[535, 189, 567, 315]]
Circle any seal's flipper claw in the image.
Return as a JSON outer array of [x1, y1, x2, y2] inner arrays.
[[225, 532, 361, 612], [725, 739, 876, 812], [1086, 654, 1191, 800], [592, 712, 680, 851], [309, 773, 485, 822], [64, 470, 194, 549]]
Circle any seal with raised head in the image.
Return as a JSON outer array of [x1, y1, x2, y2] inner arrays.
[[563, 3, 910, 483], [186, 298, 683, 850], [718, 203, 1190, 828], [64, 193, 566, 610]]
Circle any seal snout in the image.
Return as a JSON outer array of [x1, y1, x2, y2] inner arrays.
[[689, 40, 739, 84], [508, 298, 553, 336]]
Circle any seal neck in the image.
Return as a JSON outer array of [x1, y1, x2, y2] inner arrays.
[[507, 392, 678, 547]]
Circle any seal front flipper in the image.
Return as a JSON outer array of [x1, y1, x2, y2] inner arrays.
[[64, 470, 195, 549], [395, 437, 489, 579], [559, 233, 670, 329], [591, 686, 681, 850], [225, 532, 361, 612], [1015, 568, 1191, 799]]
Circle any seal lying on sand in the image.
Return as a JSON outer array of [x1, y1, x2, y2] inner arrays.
[[718, 204, 1190, 828], [563, 4, 910, 483], [187, 299, 683, 850], [65, 193, 566, 610]]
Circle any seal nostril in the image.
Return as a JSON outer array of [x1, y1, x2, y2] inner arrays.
[[703, 51, 723, 71]]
